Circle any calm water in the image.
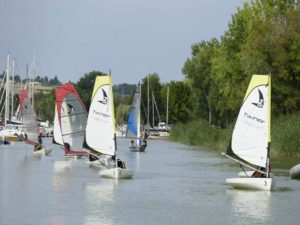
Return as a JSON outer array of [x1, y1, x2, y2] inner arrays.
[[1, 138, 299, 225]]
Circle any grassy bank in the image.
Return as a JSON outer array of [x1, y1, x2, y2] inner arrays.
[[170, 112, 300, 157]]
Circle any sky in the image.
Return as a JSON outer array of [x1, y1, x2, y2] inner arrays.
[[0, 0, 243, 85]]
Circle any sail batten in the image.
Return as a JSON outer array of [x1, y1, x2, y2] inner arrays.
[[228, 74, 270, 168]]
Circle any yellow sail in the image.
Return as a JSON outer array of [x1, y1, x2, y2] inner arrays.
[[85, 75, 115, 155], [229, 74, 270, 167]]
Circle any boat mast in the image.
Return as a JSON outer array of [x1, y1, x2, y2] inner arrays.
[[152, 91, 154, 128], [31, 55, 35, 109], [266, 74, 271, 178], [5, 54, 10, 126], [137, 83, 141, 144], [147, 74, 150, 131], [166, 86, 169, 128], [10, 58, 15, 120]]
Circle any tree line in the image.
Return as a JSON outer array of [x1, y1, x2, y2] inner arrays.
[[16, 0, 300, 131], [182, 0, 300, 127]]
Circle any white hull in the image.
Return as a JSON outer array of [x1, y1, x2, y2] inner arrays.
[[226, 177, 273, 191], [33, 148, 52, 156], [290, 164, 300, 179], [99, 168, 134, 179]]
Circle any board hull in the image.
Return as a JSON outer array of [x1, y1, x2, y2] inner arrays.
[[99, 168, 134, 179], [226, 177, 273, 191]]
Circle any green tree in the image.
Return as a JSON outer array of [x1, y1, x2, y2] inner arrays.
[[75, 71, 107, 110], [34, 90, 55, 122], [182, 38, 220, 123], [167, 80, 192, 123]]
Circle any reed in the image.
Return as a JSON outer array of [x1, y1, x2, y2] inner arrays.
[[169, 119, 232, 152], [272, 112, 300, 155], [170, 112, 300, 156]]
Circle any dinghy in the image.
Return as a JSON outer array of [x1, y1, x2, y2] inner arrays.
[[84, 74, 133, 179], [54, 83, 89, 158], [19, 90, 52, 156], [126, 82, 147, 152], [223, 74, 273, 191]]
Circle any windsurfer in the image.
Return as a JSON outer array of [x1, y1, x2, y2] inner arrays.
[[89, 154, 98, 162], [34, 143, 42, 152], [143, 139, 147, 147], [117, 159, 126, 169], [130, 140, 134, 147], [64, 143, 71, 151]]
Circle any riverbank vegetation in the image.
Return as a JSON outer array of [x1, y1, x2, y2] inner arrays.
[[5, 1, 299, 156], [170, 112, 300, 157], [170, 0, 300, 156]]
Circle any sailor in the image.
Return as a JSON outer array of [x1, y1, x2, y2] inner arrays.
[[64, 143, 71, 151], [143, 139, 147, 147], [89, 154, 98, 162], [38, 133, 43, 144], [130, 140, 134, 147], [117, 159, 126, 169]]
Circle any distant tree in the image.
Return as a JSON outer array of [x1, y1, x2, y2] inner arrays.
[[167, 80, 193, 123], [75, 71, 107, 110], [49, 75, 60, 85], [34, 90, 55, 121]]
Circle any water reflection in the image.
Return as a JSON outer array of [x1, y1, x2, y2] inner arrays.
[[53, 160, 73, 173], [226, 189, 272, 224], [84, 180, 117, 225]]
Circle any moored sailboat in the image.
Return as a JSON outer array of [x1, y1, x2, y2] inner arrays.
[[84, 74, 133, 179], [126, 82, 147, 152], [223, 74, 273, 191]]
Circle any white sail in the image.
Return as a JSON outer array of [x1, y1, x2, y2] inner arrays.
[[53, 103, 64, 145], [85, 76, 115, 156], [19, 90, 39, 144], [231, 75, 270, 167]]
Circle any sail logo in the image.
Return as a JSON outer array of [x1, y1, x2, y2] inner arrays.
[[252, 89, 264, 108], [244, 112, 265, 124], [98, 89, 108, 105], [93, 87, 110, 118], [67, 104, 74, 114]]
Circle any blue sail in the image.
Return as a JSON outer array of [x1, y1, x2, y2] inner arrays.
[[127, 107, 137, 138]]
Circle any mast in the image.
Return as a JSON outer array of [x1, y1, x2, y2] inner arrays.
[[10, 58, 15, 120], [5, 54, 10, 126], [137, 83, 141, 144], [147, 75, 150, 130], [31, 55, 35, 109], [266, 74, 271, 178], [152, 91, 154, 128], [166, 86, 169, 128]]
